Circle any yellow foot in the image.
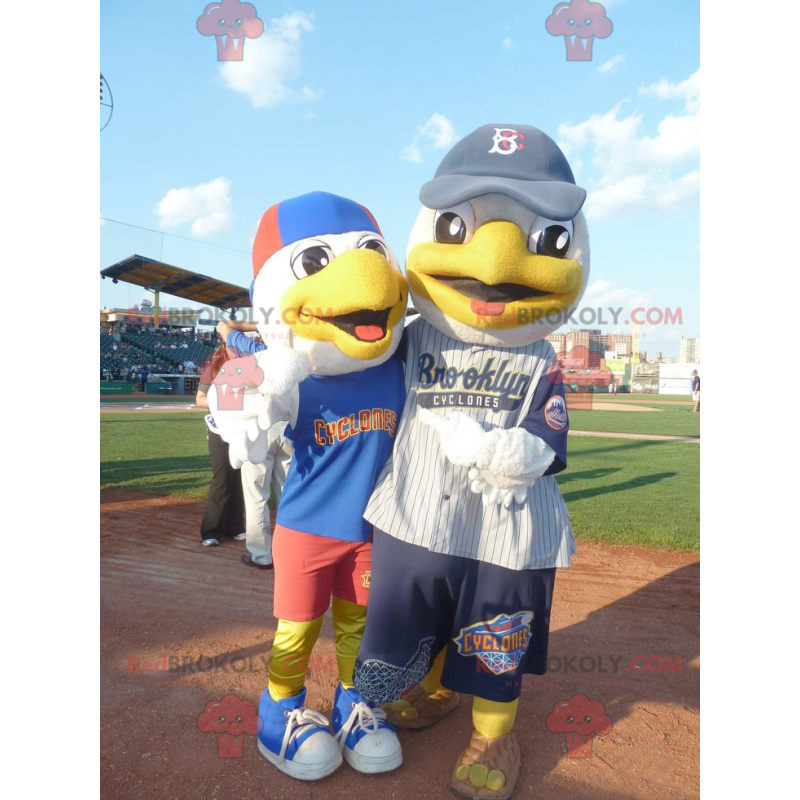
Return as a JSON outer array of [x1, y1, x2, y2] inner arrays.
[[450, 728, 520, 800], [383, 684, 459, 730]]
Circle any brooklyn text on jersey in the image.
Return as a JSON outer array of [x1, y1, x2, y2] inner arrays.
[[417, 352, 532, 411]]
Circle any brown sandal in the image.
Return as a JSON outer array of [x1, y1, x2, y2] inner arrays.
[[383, 684, 460, 730], [450, 728, 521, 800]]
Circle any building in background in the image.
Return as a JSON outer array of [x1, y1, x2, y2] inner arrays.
[[605, 333, 632, 358], [564, 328, 604, 368], [545, 328, 682, 382], [546, 333, 567, 358], [680, 337, 701, 364]]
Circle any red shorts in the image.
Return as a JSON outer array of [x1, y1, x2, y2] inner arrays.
[[272, 524, 372, 621]]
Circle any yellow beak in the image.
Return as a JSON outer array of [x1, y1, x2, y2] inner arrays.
[[407, 220, 583, 330], [280, 248, 408, 360]]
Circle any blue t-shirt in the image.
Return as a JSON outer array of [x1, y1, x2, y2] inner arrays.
[[226, 330, 264, 355], [277, 358, 405, 542]]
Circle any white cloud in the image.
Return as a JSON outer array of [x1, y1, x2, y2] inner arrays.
[[402, 114, 458, 163], [596, 54, 625, 75], [558, 69, 700, 219], [656, 169, 700, 207], [582, 279, 654, 313], [502, 36, 514, 50], [154, 177, 234, 236], [402, 142, 423, 164], [639, 71, 699, 113], [219, 12, 321, 108]]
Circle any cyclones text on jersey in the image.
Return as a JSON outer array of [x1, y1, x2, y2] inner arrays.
[[314, 408, 398, 446]]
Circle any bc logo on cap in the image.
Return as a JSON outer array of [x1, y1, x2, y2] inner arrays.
[[488, 128, 526, 155]]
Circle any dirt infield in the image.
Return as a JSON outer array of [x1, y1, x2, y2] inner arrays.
[[101, 490, 699, 799], [100, 403, 199, 414], [568, 431, 700, 443], [588, 403, 658, 413]]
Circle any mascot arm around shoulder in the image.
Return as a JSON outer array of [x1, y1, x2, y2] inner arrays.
[[207, 344, 309, 468]]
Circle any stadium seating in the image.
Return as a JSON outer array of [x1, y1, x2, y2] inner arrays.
[[122, 332, 214, 370], [100, 328, 219, 381]]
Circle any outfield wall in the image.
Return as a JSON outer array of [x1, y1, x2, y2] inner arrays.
[[659, 363, 700, 395]]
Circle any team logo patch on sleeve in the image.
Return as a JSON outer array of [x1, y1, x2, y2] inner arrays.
[[453, 611, 534, 675], [545, 395, 568, 431]]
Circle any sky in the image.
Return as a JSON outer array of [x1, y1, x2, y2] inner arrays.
[[100, 0, 700, 355]]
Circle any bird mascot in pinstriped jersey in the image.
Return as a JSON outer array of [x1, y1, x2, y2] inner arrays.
[[207, 192, 408, 781], [354, 125, 590, 799]]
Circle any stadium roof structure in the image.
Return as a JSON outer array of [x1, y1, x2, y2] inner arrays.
[[100, 254, 250, 310]]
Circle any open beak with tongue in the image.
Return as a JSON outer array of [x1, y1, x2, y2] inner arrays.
[[406, 219, 583, 332], [279, 246, 408, 361]]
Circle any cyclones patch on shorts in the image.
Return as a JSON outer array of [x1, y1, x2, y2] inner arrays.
[[453, 611, 534, 676]]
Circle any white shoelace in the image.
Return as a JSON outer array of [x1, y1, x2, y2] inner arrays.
[[278, 707, 332, 763], [334, 701, 388, 750]]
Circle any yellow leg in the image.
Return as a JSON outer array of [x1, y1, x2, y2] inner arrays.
[[472, 696, 519, 738], [421, 647, 453, 696], [331, 597, 366, 689], [268, 615, 324, 700]]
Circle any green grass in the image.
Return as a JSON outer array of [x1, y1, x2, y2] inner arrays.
[[101, 412, 213, 498], [100, 395, 196, 404], [100, 414, 700, 552], [556, 436, 699, 551], [569, 407, 700, 437]]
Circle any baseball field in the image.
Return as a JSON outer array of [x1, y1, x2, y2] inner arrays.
[[100, 394, 700, 798]]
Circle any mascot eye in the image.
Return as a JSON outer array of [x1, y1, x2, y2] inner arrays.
[[529, 217, 573, 258], [218, 19, 226, 26], [290, 243, 334, 279], [584, 716, 591, 723], [218, 716, 226, 723], [235, 716, 242, 723], [433, 203, 475, 245], [235, 368, 242, 375], [567, 716, 575, 723], [359, 237, 388, 258]]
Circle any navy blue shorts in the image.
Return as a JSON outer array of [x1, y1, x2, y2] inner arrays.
[[354, 529, 556, 704]]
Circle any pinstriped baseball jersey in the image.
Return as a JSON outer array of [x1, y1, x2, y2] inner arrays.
[[364, 318, 575, 571]]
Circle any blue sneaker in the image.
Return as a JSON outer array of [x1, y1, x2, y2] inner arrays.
[[257, 687, 342, 780], [332, 684, 403, 773]]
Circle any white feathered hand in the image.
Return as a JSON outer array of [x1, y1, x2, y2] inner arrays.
[[207, 346, 310, 468], [418, 408, 556, 508]]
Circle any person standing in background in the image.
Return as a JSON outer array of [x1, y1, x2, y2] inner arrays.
[[239, 431, 292, 570], [216, 319, 293, 570], [195, 343, 246, 547], [691, 369, 700, 413]]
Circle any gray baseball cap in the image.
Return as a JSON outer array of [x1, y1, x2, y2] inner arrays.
[[419, 124, 586, 221]]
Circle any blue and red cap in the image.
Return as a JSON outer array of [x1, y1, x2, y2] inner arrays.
[[252, 191, 382, 279]]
